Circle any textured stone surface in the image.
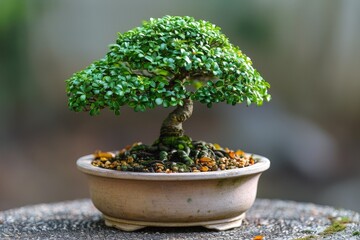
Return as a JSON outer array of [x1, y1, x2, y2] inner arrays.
[[0, 199, 359, 240]]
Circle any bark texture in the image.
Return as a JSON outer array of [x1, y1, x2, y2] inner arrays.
[[160, 99, 193, 138]]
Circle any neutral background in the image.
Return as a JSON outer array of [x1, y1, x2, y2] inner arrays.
[[1, 0, 359, 212]]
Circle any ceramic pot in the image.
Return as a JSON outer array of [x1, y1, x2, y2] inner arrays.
[[77, 154, 270, 231]]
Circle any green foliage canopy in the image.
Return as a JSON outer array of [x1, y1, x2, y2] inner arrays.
[[66, 16, 271, 115]]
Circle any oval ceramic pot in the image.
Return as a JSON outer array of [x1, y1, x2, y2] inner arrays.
[[77, 154, 270, 231]]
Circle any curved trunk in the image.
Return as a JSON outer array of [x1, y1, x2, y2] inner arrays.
[[160, 99, 193, 139]]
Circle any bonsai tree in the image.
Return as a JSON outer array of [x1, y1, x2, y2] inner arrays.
[[66, 16, 271, 173]]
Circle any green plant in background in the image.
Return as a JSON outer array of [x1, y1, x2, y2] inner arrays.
[[66, 16, 271, 172]]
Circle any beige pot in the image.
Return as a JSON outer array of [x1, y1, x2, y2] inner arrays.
[[77, 154, 270, 231]]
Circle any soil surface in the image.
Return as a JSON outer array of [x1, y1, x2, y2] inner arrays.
[[92, 140, 255, 173]]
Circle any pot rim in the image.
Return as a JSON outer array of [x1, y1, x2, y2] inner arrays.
[[77, 153, 270, 181]]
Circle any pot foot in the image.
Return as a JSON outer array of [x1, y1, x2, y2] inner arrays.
[[104, 217, 146, 231], [103, 213, 246, 231], [203, 213, 245, 231]]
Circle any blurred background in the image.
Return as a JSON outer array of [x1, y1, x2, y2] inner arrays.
[[1, 0, 359, 212]]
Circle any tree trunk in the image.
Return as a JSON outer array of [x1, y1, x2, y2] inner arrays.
[[159, 99, 193, 139]]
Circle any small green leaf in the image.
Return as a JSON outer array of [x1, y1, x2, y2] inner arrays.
[[215, 81, 224, 87], [150, 81, 156, 88], [145, 56, 153, 62], [158, 82, 166, 88], [155, 98, 163, 105], [90, 108, 100, 116], [246, 97, 251, 106], [163, 100, 170, 108], [80, 95, 86, 101], [160, 43, 167, 50]]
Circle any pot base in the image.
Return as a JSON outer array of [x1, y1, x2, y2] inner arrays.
[[104, 213, 246, 231]]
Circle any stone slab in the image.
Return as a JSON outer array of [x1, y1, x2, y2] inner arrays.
[[0, 199, 359, 239]]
